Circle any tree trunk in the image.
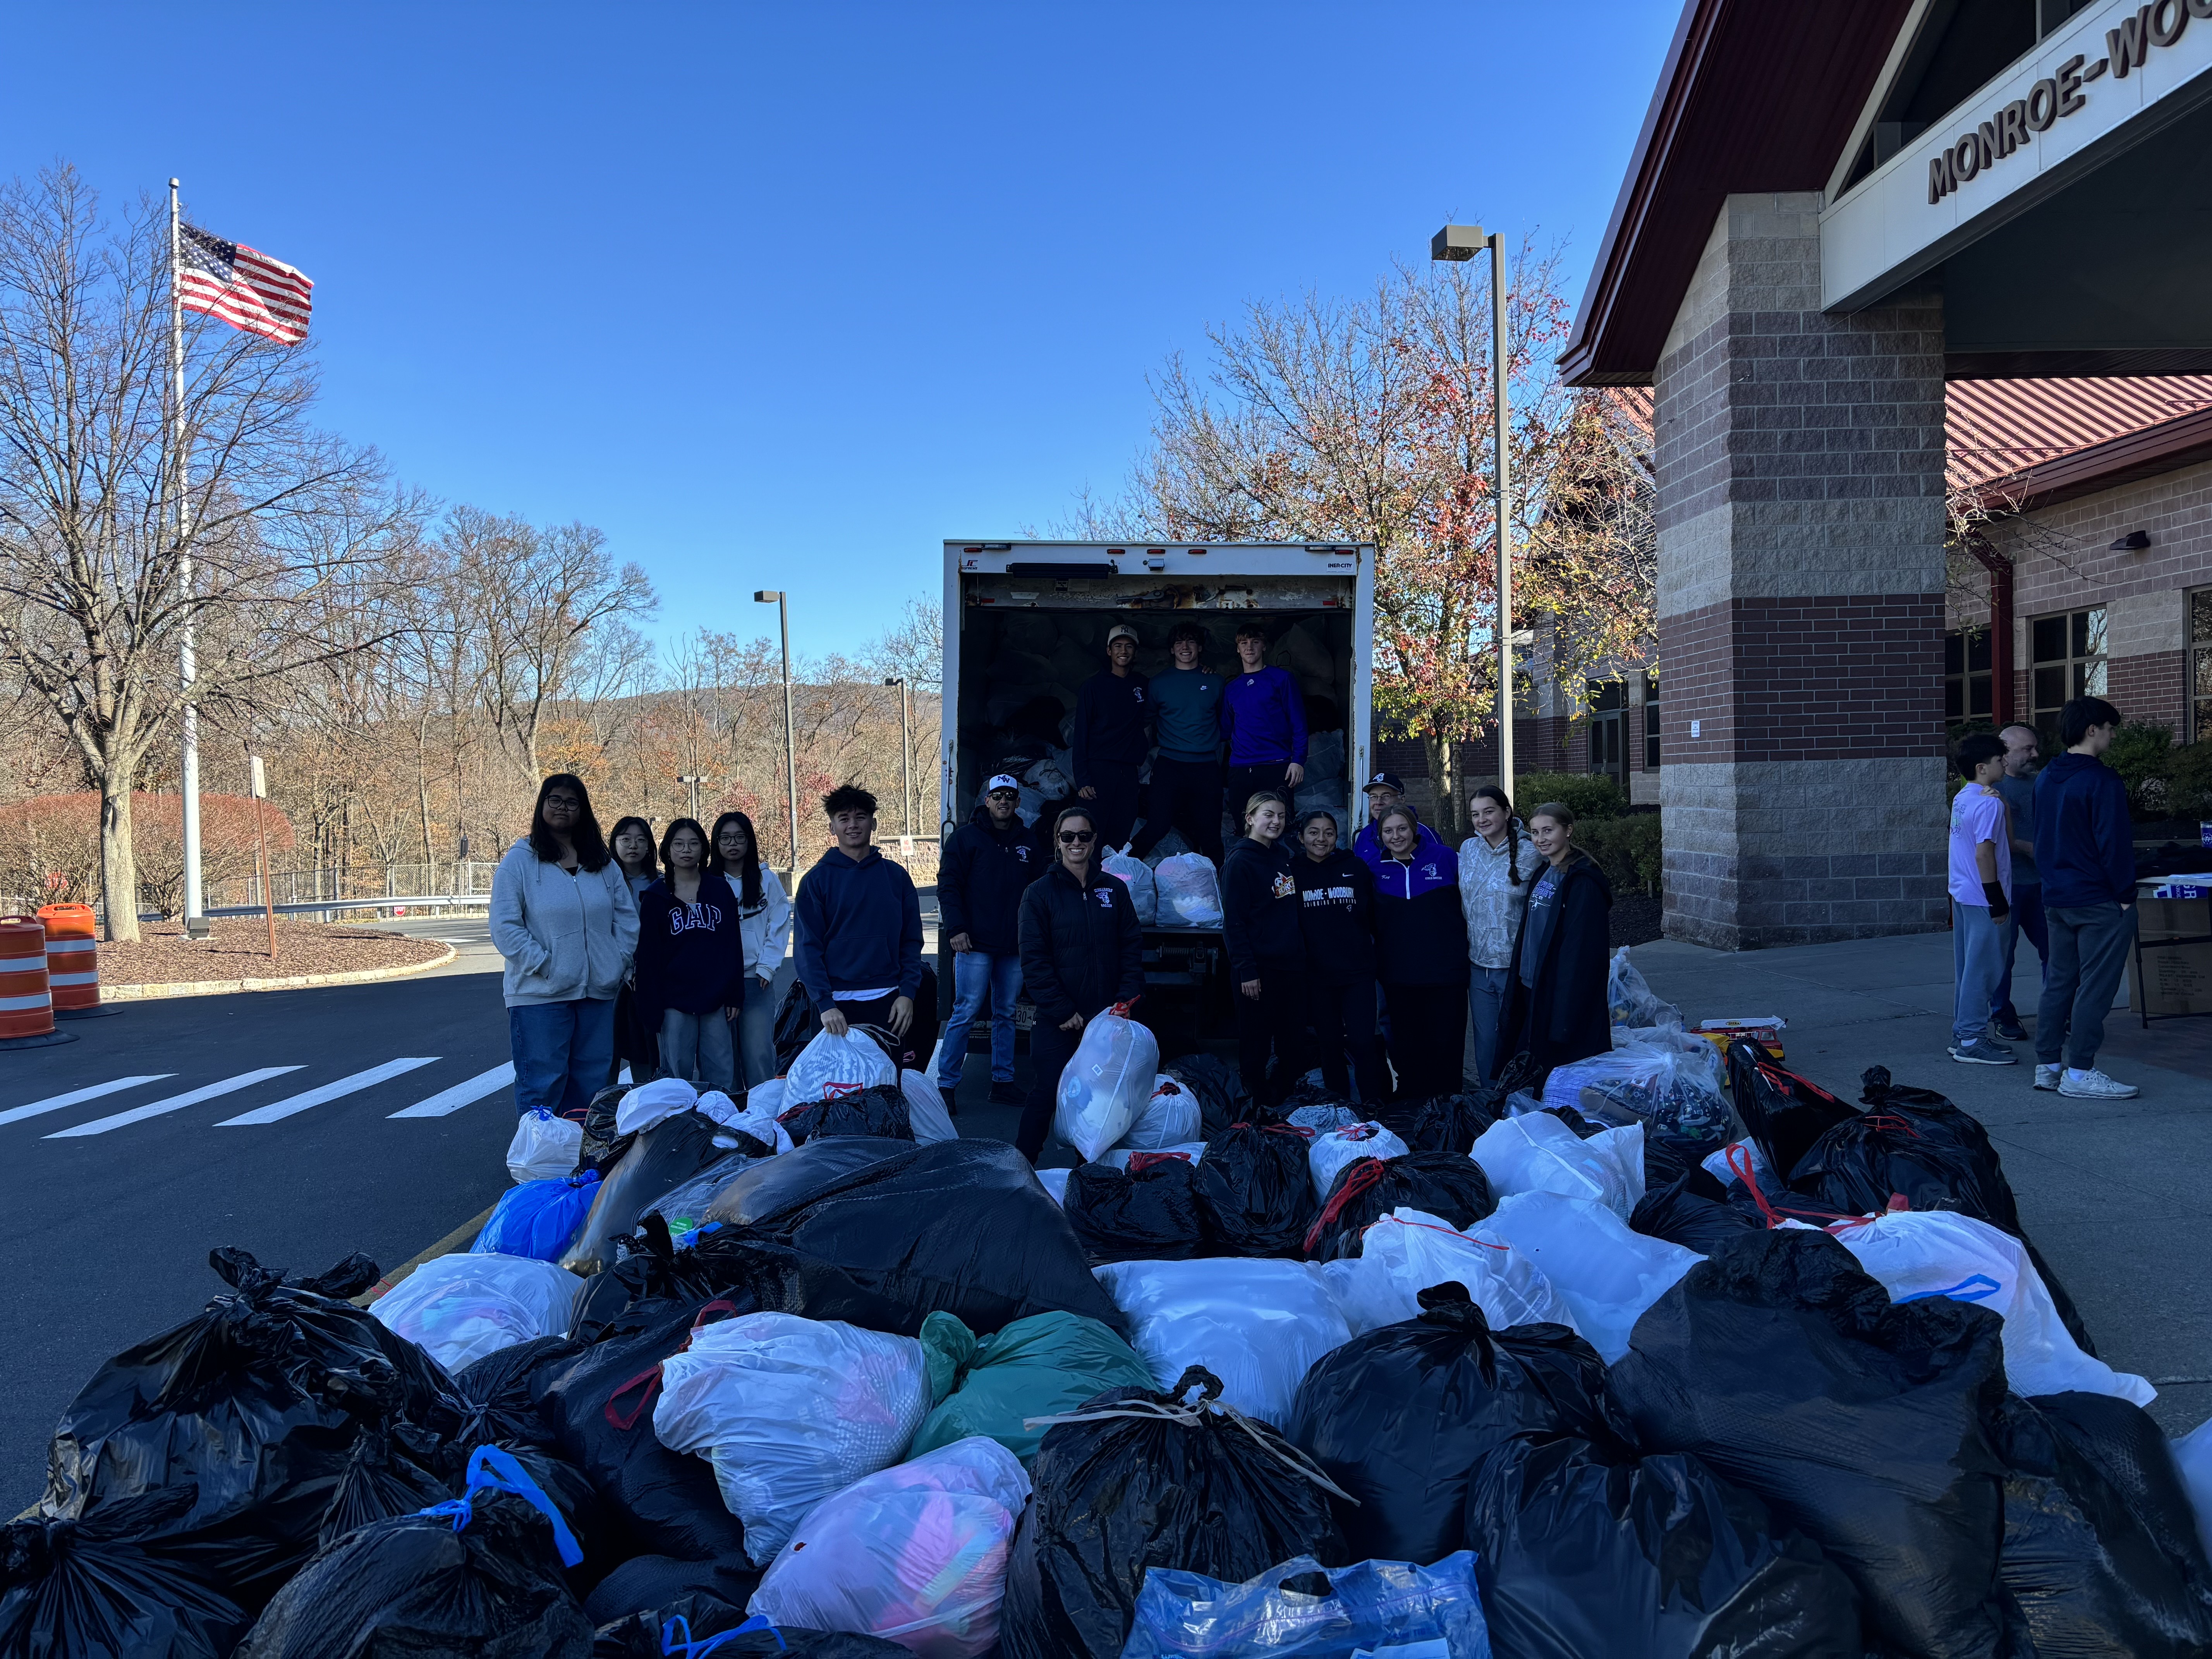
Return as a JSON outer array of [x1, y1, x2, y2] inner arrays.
[[98, 768, 139, 943], [1423, 731, 1464, 842]]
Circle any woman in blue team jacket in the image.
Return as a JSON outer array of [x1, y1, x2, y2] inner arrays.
[[1361, 804, 1470, 1101]]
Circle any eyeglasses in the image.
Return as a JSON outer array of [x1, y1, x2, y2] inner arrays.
[[1058, 830, 1096, 843]]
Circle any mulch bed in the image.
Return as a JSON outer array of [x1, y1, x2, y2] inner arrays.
[[1609, 893, 1662, 948], [96, 917, 448, 987]]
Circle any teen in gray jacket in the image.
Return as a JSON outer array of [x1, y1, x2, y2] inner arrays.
[[1458, 785, 1541, 1081]]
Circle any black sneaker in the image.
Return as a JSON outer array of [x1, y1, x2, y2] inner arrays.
[[988, 1081, 1025, 1106], [1992, 1017, 2028, 1041]]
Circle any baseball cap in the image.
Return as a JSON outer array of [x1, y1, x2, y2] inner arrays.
[[1106, 624, 1140, 646], [986, 774, 1020, 793], [1362, 771, 1405, 794]]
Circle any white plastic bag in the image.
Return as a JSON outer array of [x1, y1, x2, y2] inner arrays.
[[1472, 1114, 1645, 1216], [1118, 1075, 1202, 1151], [1092, 1258, 1352, 1429], [1102, 847, 1158, 925], [1475, 1191, 1702, 1363], [1308, 1122, 1410, 1201], [505, 1108, 582, 1184], [1037, 1167, 1073, 1206], [784, 1025, 897, 1106], [1100, 1142, 1205, 1171], [1154, 853, 1224, 927], [2178, 1417, 2212, 1561], [1329, 1207, 1577, 1338], [900, 1070, 959, 1144], [615, 1075, 699, 1135], [748, 1436, 1031, 1658], [1053, 1009, 1159, 1163], [1821, 1210, 2155, 1405], [653, 1312, 931, 1566], [369, 1252, 582, 1372], [1606, 946, 1682, 1030]]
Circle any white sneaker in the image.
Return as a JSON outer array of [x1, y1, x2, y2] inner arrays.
[[2057, 1067, 2139, 1100], [2033, 1064, 2061, 1091]]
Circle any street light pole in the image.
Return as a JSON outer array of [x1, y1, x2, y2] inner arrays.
[[755, 590, 799, 875], [1431, 223, 1515, 807], [678, 773, 703, 821], [883, 677, 912, 838]]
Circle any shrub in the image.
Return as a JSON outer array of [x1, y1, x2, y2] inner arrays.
[[2169, 740, 2212, 820], [2104, 722, 2176, 819], [1510, 771, 1627, 824], [1577, 812, 1662, 897]]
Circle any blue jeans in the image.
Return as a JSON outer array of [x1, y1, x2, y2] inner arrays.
[[509, 998, 616, 1118], [735, 974, 778, 1089], [1468, 964, 1513, 1082], [2037, 901, 2138, 1070], [937, 950, 1022, 1090], [659, 1006, 736, 1094], [1952, 903, 2008, 1045], [1992, 884, 2048, 1022]]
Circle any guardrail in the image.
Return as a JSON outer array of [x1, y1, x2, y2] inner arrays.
[[203, 895, 489, 920]]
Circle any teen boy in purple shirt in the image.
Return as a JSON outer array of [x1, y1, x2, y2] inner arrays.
[[1221, 621, 1306, 826], [1948, 732, 2014, 1068]]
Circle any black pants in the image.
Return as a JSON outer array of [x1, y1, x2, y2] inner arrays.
[[1236, 962, 1309, 1109], [1225, 761, 1296, 829], [1306, 975, 1387, 1104], [1131, 756, 1225, 862], [1382, 981, 1469, 1101], [1081, 760, 1142, 850], [830, 968, 939, 1075], [1019, 1016, 1081, 1163]]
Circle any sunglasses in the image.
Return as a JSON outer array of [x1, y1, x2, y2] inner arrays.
[[1058, 830, 1096, 843]]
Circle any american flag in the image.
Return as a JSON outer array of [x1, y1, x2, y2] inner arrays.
[[177, 224, 313, 345]]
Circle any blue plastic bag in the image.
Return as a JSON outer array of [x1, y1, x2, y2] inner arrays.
[[474, 1170, 601, 1261], [1120, 1553, 1491, 1658]]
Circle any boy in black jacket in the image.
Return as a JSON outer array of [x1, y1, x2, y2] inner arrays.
[[936, 775, 1045, 1105], [793, 784, 931, 1068], [1073, 625, 1152, 850]]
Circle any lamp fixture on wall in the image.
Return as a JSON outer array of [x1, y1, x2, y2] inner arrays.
[[2111, 529, 2151, 551]]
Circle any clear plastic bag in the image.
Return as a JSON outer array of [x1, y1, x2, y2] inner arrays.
[[1542, 1032, 1726, 1138], [616, 1075, 699, 1134], [785, 1025, 897, 1105], [1092, 1258, 1351, 1429], [1053, 1009, 1159, 1163], [1476, 1190, 1702, 1363], [1472, 1113, 1645, 1216], [505, 1107, 582, 1184], [1286, 1103, 1362, 1134], [1117, 1074, 1202, 1151], [653, 1312, 933, 1567], [647, 1151, 766, 1247], [1154, 853, 1224, 927], [1121, 1551, 1491, 1659], [748, 1435, 1032, 1657], [369, 1251, 582, 1372], [1606, 946, 1682, 1030], [902, 1070, 959, 1144], [1102, 848, 1158, 924], [1326, 1206, 1576, 1338], [1307, 1122, 1410, 1201]]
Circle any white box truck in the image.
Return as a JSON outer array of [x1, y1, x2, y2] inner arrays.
[[939, 539, 1377, 1044]]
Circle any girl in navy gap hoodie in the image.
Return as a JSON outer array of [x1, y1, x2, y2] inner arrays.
[[635, 817, 747, 1094]]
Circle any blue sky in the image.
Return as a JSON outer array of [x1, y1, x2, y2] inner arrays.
[[3, 3, 1677, 660]]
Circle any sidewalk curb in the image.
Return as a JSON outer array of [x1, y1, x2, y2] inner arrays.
[[355, 1200, 502, 1307], [99, 944, 457, 1003]]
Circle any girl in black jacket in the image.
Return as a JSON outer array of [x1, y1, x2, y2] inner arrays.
[[1503, 801, 1615, 1080], [634, 817, 747, 1094], [1365, 804, 1471, 1101], [1292, 810, 1385, 1103], [1015, 804, 1146, 1163], [1222, 790, 1306, 1106]]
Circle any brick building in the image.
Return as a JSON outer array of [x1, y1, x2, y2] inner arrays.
[[1561, 0, 2212, 949]]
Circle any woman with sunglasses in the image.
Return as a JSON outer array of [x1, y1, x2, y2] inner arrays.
[[1014, 805, 1145, 1164], [1221, 790, 1305, 1106], [708, 810, 792, 1087]]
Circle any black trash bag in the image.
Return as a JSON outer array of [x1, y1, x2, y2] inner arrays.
[[562, 1111, 733, 1274], [725, 1138, 1127, 1335], [594, 1606, 905, 1658], [771, 975, 819, 1070], [580, 1085, 636, 1174], [776, 1082, 916, 1147], [1606, 1227, 2012, 1659], [1000, 1366, 1350, 1659], [583, 1553, 760, 1630], [1063, 1158, 1206, 1263], [1386, 1056, 1527, 1153], [1464, 1432, 1865, 1659], [1545, 1102, 1606, 1139], [1629, 1166, 1762, 1255], [1642, 1125, 1716, 1191], [37, 1247, 458, 1612], [571, 1219, 923, 1345], [0, 1488, 250, 1659], [1728, 1042, 1856, 1182], [1991, 1393, 2212, 1657], [451, 1334, 587, 1454], [1288, 1283, 1621, 1565], [314, 1362, 455, 1551], [1302, 1151, 1496, 1261], [2033, 1390, 2212, 1590], [1194, 1121, 1316, 1258], [702, 1137, 914, 1230], [234, 1447, 592, 1659], [489, 1442, 603, 1587], [1161, 1053, 1247, 1139]]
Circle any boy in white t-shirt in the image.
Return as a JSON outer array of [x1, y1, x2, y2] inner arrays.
[[1948, 731, 2016, 1066]]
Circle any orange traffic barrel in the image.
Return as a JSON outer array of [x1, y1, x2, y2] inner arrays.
[[36, 903, 98, 1011], [0, 916, 55, 1038]]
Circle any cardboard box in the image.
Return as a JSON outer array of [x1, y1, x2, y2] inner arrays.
[[2136, 893, 2212, 945], [2133, 941, 2212, 1017]]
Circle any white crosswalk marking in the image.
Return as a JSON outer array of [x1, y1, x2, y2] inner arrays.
[[215, 1057, 439, 1126], [48, 1068, 304, 1138], [0, 1075, 173, 1128], [388, 1062, 516, 1119]]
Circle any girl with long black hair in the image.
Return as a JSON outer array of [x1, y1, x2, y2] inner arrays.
[[606, 815, 660, 1082], [710, 810, 793, 1087], [635, 816, 746, 1093]]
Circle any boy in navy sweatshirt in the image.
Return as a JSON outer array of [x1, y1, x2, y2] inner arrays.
[[2031, 696, 2139, 1100], [793, 784, 927, 1065], [1073, 624, 1151, 849], [1221, 621, 1307, 828]]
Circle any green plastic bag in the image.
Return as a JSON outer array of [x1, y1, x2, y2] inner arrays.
[[909, 1309, 1156, 1464]]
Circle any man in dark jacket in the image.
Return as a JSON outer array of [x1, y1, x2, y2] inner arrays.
[[2032, 696, 2139, 1099], [1502, 805, 1614, 1081], [1072, 625, 1152, 850], [1016, 804, 1146, 1162], [936, 775, 1044, 1106], [793, 783, 931, 1069]]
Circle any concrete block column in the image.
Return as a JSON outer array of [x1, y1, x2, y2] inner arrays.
[[1655, 193, 1949, 949]]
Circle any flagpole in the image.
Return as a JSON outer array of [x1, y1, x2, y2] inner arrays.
[[169, 179, 203, 931]]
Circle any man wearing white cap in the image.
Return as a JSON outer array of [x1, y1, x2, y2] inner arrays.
[[1072, 623, 1152, 850], [934, 774, 1043, 1106]]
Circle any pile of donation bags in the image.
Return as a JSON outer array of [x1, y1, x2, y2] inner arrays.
[[20, 1042, 2212, 1659]]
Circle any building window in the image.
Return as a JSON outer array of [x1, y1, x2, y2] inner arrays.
[[1644, 674, 1660, 769], [2030, 607, 2106, 747], [1586, 679, 1625, 786], [1944, 629, 1992, 730], [2193, 591, 2212, 743]]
